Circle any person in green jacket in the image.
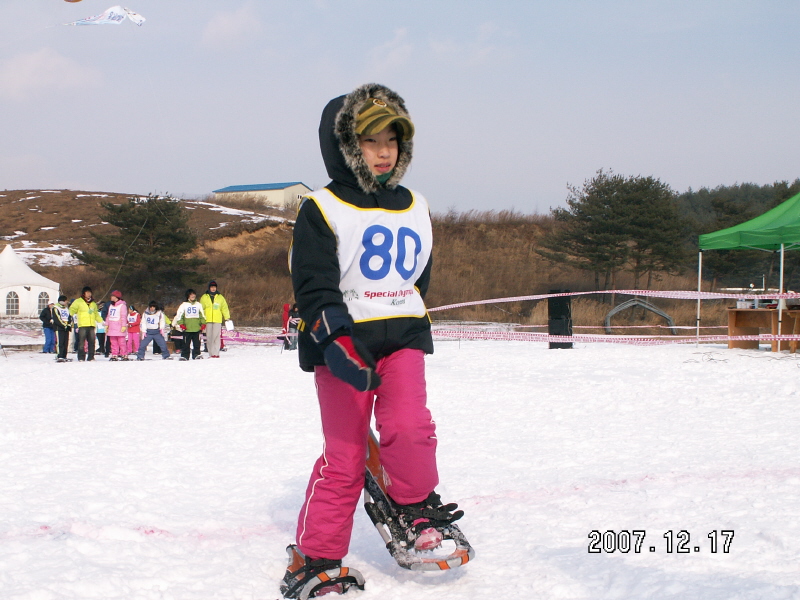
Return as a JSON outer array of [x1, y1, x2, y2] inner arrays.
[[199, 280, 230, 358], [69, 286, 104, 361], [175, 289, 207, 361]]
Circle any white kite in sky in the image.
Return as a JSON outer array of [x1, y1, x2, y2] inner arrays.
[[66, 6, 146, 27]]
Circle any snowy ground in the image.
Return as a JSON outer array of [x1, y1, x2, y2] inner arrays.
[[1, 339, 799, 599]]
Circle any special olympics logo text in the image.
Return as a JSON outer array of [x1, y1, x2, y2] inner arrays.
[[364, 289, 415, 300]]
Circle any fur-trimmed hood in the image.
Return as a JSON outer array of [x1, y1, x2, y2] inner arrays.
[[319, 83, 413, 196]]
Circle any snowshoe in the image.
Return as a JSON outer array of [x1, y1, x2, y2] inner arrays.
[[363, 430, 474, 571], [391, 491, 464, 551], [280, 544, 365, 599]]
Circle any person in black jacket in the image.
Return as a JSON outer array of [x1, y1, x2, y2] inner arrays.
[[281, 83, 463, 598], [39, 301, 56, 353]]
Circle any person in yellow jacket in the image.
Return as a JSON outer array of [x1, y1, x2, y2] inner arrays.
[[69, 286, 104, 361], [199, 280, 230, 358]]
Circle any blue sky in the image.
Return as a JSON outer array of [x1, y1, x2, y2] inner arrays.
[[1, 1, 798, 213]]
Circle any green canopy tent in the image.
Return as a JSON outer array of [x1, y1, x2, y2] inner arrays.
[[696, 191, 800, 345], [698, 190, 800, 251]]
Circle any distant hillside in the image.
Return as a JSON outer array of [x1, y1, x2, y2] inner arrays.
[[0, 189, 292, 267], [0, 190, 296, 325], [1, 189, 718, 329]]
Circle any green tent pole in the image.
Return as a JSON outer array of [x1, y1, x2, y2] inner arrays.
[[778, 243, 785, 351], [696, 251, 702, 348]]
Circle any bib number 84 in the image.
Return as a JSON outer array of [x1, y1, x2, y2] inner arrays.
[[360, 225, 422, 281]]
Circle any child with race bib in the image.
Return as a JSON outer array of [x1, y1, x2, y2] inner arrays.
[[105, 290, 128, 361], [53, 295, 72, 362], [174, 289, 206, 361], [136, 301, 171, 361], [280, 83, 464, 598], [126, 304, 142, 357]]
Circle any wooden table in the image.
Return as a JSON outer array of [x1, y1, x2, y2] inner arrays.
[[727, 308, 800, 352]]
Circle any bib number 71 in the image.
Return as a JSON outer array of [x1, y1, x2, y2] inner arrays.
[[359, 225, 422, 281]]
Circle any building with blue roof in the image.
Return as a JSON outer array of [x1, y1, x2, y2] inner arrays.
[[212, 182, 311, 208]]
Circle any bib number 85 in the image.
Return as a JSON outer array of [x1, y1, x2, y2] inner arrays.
[[359, 225, 422, 281]]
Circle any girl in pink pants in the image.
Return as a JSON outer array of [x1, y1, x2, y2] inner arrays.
[[105, 291, 127, 360], [126, 305, 141, 355], [296, 349, 438, 559], [281, 84, 465, 599]]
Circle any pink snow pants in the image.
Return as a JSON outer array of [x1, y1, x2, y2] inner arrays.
[[127, 334, 140, 355], [109, 335, 126, 357], [296, 348, 438, 560]]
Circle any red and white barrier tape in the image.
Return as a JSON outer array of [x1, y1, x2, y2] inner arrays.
[[221, 330, 283, 345], [428, 288, 800, 313], [515, 324, 726, 330], [431, 328, 800, 346], [0, 327, 41, 338]]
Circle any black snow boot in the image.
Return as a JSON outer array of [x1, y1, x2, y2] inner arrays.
[[279, 545, 365, 599]]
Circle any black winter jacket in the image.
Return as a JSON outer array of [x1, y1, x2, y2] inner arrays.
[[39, 306, 54, 329], [290, 84, 434, 372]]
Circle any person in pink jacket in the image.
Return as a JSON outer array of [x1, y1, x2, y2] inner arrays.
[[126, 304, 142, 356], [105, 290, 128, 361]]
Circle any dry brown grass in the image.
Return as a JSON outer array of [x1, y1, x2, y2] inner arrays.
[[201, 219, 285, 243], [425, 209, 726, 330], [37, 264, 113, 301], [427, 209, 568, 308], [199, 194, 299, 218], [196, 223, 294, 326]]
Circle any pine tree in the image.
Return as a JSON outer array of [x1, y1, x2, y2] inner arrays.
[[622, 175, 689, 288], [76, 194, 206, 294], [539, 170, 688, 290]]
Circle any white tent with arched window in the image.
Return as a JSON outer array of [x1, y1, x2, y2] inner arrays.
[[0, 245, 60, 318]]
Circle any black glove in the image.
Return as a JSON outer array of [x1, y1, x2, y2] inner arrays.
[[310, 307, 382, 392]]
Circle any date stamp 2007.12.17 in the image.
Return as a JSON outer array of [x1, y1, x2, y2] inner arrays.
[[588, 530, 734, 554]]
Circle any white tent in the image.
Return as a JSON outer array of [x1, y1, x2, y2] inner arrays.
[[0, 245, 60, 318]]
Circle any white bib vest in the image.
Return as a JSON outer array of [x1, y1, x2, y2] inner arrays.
[[144, 313, 160, 330], [127, 314, 138, 325], [185, 304, 201, 318], [58, 307, 70, 321], [304, 188, 432, 323], [108, 305, 122, 322]]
